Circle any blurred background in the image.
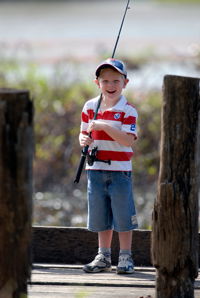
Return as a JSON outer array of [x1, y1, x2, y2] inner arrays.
[[0, 0, 199, 229]]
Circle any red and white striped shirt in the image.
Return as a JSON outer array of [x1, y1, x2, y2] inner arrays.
[[81, 95, 138, 171]]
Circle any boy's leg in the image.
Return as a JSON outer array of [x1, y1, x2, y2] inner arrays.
[[98, 230, 113, 248], [83, 230, 113, 273], [117, 230, 134, 274], [118, 230, 132, 250]]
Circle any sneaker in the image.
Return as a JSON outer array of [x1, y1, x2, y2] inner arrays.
[[116, 254, 134, 274], [83, 253, 112, 273]]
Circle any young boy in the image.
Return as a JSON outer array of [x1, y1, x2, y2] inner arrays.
[[79, 58, 138, 274]]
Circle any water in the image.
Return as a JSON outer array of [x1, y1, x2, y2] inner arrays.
[[0, 1, 199, 89], [0, 0, 200, 89], [0, 1, 199, 53]]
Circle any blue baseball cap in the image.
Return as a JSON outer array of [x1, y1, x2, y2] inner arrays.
[[95, 58, 127, 78]]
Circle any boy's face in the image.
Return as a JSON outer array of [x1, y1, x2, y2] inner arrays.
[[94, 68, 129, 101]]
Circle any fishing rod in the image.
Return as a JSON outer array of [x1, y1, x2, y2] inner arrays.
[[112, 0, 130, 59], [74, 0, 131, 184]]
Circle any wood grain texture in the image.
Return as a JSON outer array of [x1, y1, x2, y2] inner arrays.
[[152, 75, 200, 298], [32, 227, 151, 266], [0, 88, 34, 297]]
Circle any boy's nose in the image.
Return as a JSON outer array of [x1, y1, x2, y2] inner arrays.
[[107, 81, 115, 87]]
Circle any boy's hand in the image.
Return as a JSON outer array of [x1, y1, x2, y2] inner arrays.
[[79, 133, 93, 147], [87, 120, 105, 133]]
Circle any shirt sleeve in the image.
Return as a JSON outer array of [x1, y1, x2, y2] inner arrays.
[[121, 105, 138, 139], [80, 102, 89, 134]]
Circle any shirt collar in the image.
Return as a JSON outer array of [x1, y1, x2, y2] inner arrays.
[[110, 95, 127, 111], [94, 95, 127, 111]]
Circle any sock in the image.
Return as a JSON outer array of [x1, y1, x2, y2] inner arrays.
[[119, 249, 132, 256], [98, 247, 111, 259]]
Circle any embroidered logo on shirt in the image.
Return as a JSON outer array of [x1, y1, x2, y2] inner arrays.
[[114, 113, 121, 120], [130, 124, 136, 131]]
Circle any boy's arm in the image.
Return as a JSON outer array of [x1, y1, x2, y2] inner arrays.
[[87, 121, 136, 147]]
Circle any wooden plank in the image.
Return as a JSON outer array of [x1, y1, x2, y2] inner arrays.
[[30, 264, 200, 288], [28, 265, 200, 298], [31, 268, 154, 287], [28, 284, 155, 298]]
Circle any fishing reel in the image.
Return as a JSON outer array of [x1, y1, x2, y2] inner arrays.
[[87, 147, 98, 166], [87, 147, 111, 166]]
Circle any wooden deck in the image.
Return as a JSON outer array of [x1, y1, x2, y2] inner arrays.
[[28, 264, 200, 298]]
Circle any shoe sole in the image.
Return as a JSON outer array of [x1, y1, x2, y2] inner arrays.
[[116, 269, 134, 274], [83, 266, 112, 273]]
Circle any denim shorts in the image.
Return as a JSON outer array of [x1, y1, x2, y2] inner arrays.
[[87, 170, 138, 232]]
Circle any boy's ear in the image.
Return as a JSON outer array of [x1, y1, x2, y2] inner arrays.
[[123, 78, 129, 88], [93, 79, 100, 87]]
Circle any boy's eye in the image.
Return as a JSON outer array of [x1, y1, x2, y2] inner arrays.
[[102, 80, 120, 84]]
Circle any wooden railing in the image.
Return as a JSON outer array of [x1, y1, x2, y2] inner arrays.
[[32, 226, 200, 267]]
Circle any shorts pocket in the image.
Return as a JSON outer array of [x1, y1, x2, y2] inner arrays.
[[122, 171, 132, 179]]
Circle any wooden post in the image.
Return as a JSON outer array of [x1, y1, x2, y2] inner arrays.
[[152, 75, 200, 298], [0, 88, 34, 298]]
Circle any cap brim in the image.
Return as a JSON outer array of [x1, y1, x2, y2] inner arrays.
[[95, 63, 126, 77]]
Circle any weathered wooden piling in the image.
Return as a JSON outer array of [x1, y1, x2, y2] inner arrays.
[[152, 75, 200, 298], [0, 88, 34, 298]]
